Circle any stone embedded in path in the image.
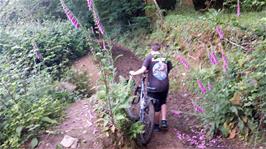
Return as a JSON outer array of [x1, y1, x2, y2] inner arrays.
[[60, 135, 79, 148]]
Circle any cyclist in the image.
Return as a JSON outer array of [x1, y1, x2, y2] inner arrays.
[[129, 43, 173, 132]]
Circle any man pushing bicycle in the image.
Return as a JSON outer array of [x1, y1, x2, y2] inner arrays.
[[129, 43, 173, 132]]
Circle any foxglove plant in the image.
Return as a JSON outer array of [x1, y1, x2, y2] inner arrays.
[[60, 0, 80, 29], [176, 55, 190, 70], [221, 51, 229, 72], [92, 9, 105, 35], [35, 50, 43, 61], [209, 51, 218, 65], [237, 0, 241, 17], [86, 0, 105, 35], [215, 26, 224, 40], [32, 42, 43, 61], [207, 82, 212, 91], [197, 79, 206, 94], [192, 102, 204, 113], [87, 0, 93, 11]]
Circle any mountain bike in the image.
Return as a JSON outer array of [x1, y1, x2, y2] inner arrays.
[[127, 74, 155, 145]]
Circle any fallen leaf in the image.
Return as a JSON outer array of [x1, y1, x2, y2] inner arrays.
[[230, 92, 241, 106], [228, 128, 237, 139], [31, 138, 38, 149], [241, 116, 248, 123], [111, 125, 116, 133]]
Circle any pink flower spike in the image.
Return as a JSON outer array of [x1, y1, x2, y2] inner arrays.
[[192, 102, 204, 113], [209, 53, 215, 65], [215, 26, 224, 40], [60, 0, 80, 29], [211, 51, 218, 64], [221, 51, 229, 72], [237, 0, 241, 17], [207, 82, 212, 91], [197, 80, 206, 94], [87, 0, 93, 11], [209, 51, 218, 65], [92, 9, 105, 35], [176, 55, 190, 70], [35, 50, 43, 60]]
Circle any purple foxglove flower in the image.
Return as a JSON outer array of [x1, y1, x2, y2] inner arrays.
[[221, 51, 229, 72], [35, 50, 43, 60], [207, 82, 212, 91], [209, 53, 215, 65], [87, 0, 93, 11], [176, 55, 190, 70], [237, 0, 241, 17], [211, 51, 218, 64], [216, 26, 224, 40], [60, 0, 80, 29], [92, 8, 105, 35], [209, 51, 218, 65], [197, 79, 206, 94], [192, 102, 204, 113]]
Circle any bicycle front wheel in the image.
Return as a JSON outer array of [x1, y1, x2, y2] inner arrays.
[[138, 100, 154, 145]]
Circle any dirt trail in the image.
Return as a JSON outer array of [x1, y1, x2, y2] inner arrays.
[[111, 45, 188, 149], [37, 98, 108, 149], [36, 55, 110, 149], [36, 46, 251, 149]]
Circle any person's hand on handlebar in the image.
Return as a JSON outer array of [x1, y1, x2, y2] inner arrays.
[[129, 70, 136, 76], [129, 66, 147, 76]]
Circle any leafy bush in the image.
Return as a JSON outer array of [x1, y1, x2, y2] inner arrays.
[[0, 0, 94, 28], [0, 20, 90, 78], [95, 0, 150, 35], [224, 0, 266, 12], [0, 58, 75, 148], [0, 0, 63, 26], [189, 43, 266, 141], [0, 17, 95, 148]]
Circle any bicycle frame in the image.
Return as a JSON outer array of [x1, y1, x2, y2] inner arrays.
[[139, 75, 153, 122], [128, 74, 154, 145], [139, 75, 146, 122]]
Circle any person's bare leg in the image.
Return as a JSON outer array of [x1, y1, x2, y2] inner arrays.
[[154, 112, 160, 124], [161, 104, 167, 120]]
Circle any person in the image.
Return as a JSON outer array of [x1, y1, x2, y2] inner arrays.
[[129, 43, 173, 132]]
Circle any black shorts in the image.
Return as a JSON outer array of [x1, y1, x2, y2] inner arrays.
[[148, 91, 168, 112]]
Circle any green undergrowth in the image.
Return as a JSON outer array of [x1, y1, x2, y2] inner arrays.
[[0, 20, 94, 148], [0, 20, 90, 79], [118, 9, 266, 144], [117, 10, 266, 57], [92, 46, 143, 147]]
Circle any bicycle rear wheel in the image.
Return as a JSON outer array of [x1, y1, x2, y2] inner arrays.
[[138, 100, 154, 145]]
